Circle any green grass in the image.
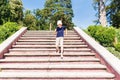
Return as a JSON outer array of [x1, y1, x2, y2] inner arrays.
[[0, 41, 2, 44], [106, 47, 120, 59]]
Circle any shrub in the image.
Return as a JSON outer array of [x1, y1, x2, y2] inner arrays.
[[0, 22, 21, 43], [116, 29, 120, 42], [0, 27, 6, 43], [114, 43, 120, 52], [107, 47, 120, 59], [87, 25, 116, 47], [3, 22, 20, 34]]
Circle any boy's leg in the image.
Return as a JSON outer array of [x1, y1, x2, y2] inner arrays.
[[56, 37, 60, 53], [60, 37, 64, 58], [60, 37, 64, 53], [0, 68, 1, 72]]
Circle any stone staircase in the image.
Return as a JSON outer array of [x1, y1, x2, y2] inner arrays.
[[0, 30, 115, 80]]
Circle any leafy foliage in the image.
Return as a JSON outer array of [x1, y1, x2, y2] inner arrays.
[[34, 0, 74, 30], [86, 25, 120, 58], [8, 0, 23, 23], [106, 0, 120, 28], [87, 25, 116, 46], [116, 29, 120, 42], [114, 43, 120, 52], [0, 0, 9, 24], [0, 0, 23, 25], [23, 10, 37, 30], [34, 8, 51, 30], [107, 47, 120, 59], [0, 22, 20, 43]]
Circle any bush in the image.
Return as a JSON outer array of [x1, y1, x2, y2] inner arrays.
[[0, 27, 6, 43], [3, 22, 20, 34], [116, 29, 120, 42], [0, 22, 21, 43], [107, 47, 120, 59], [114, 43, 120, 52], [87, 25, 116, 47], [87, 25, 101, 36]]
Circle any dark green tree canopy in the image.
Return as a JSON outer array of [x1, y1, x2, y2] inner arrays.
[[44, 0, 74, 29], [8, 0, 23, 23], [107, 0, 120, 28], [0, 0, 9, 24], [23, 10, 37, 30], [0, 0, 23, 25]]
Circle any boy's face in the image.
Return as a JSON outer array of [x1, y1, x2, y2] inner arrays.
[[58, 24, 62, 28]]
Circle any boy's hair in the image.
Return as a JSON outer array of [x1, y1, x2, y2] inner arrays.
[[57, 20, 62, 25]]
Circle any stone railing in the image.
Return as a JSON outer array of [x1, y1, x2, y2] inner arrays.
[[0, 27, 27, 58], [74, 27, 120, 80]]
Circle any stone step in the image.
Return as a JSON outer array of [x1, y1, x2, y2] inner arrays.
[[5, 52, 95, 57], [24, 33, 77, 35], [1, 63, 105, 72], [0, 79, 115, 80], [12, 45, 88, 48], [0, 62, 101, 66], [4, 54, 95, 58], [0, 64, 106, 70], [16, 41, 85, 45], [26, 31, 75, 33], [18, 39, 83, 42], [24, 31, 77, 36], [2, 69, 106, 72], [0, 61, 100, 64], [0, 57, 100, 63], [26, 30, 74, 32], [27, 30, 74, 32], [22, 35, 79, 37], [20, 37, 80, 40], [0, 71, 115, 79], [24, 34, 78, 36], [9, 48, 91, 52]]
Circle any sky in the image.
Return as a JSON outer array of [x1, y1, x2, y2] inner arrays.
[[22, 0, 96, 29]]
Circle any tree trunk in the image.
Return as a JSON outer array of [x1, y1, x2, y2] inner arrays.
[[99, 0, 107, 27]]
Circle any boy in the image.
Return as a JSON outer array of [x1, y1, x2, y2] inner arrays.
[[55, 20, 67, 59]]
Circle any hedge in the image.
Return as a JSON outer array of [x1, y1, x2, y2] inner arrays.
[[0, 22, 21, 43], [87, 25, 116, 47]]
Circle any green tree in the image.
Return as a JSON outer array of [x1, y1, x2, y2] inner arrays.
[[0, 0, 23, 25], [0, 0, 9, 24], [34, 8, 51, 30], [8, 0, 23, 23], [23, 10, 37, 30], [107, 0, 120, 28], [44, 0, 74, 30]]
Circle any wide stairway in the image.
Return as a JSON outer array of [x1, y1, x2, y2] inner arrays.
[[0, 30, 115, 80]]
